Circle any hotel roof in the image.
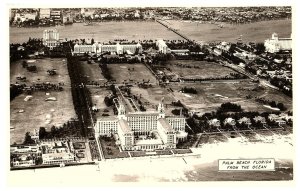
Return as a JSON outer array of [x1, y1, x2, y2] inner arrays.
[[278, 39, 292, 50], [158, 118, 174, 132], [127, 111, 159, 116], [119, 119, 132, 134], [98, 117, 118, 121], [135, 139, 163, 146]]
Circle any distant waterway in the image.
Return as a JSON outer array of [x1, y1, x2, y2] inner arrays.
[[9, 21, 183, 44], [10, 19, 292, 44]]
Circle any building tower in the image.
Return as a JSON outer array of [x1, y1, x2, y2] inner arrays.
[[118, 103, 126, 120], [272, 33, 278, 40], [43, 29, 59, 49], [158, 98, 165, 118]]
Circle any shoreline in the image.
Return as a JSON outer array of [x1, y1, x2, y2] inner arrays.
[[8, 132, 293, 184]]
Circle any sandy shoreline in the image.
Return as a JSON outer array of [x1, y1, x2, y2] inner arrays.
[[8, 133, 293, 185]]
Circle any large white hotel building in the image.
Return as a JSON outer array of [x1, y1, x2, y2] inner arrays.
[[73, 42, 142, 55], [264, 33, 292, 53], [94, 102, 187, 151], [43, 29, 60, 48]]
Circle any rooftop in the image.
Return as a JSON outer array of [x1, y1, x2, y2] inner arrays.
[[98, 117, 118, 121], [158, 118, 174, 132], [135, 138, 163, 145], [119, 119, 132, 134], [127, 111, 159, 116]]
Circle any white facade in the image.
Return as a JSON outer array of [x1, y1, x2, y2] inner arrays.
[[224, 118, 236, 126], [73, 43, 101, 54], [238, 117, 251, 125], [42, 152, 75, 165], [73, 43, 142, 55], [94, 101, 186, 151], [208, 118, 221, 127], [253, 116, 266, 124], [156, 40, 168, 54], [43, 29, 60, 48], [40, 8, 51, 19], [264, 33, 292, 53]]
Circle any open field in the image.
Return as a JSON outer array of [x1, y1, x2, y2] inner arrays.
[[10, 22, 183, 44], [169, 80, 292, 115], [10, 58, 76, 144], [163, 19, 292, 42], [10, 58, 69, 86], [10, 91, 76, 144], [79, 62, 106, 86], [108, 64, 157, 84], [165, 60, 238, 79], [130, 85, 179, 115], [89, 88, 115, 118]]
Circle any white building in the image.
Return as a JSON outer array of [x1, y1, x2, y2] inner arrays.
[[156, 39, 168, 54], [94, 101, 186, 151], [43, 29, 60, 48], [42, 152, 75, 165], [40, 141, 75, 165], [12, 155, 35, 167], [208, 118, 221, 127], [73, 42, 142, 55], [264, 33, 292, 53], [238, 117, 251, 125], [253, 116, 266, 124], [10, 145, 39, 154], [39, 8, 51, 19], [224, 118, 236, 126]]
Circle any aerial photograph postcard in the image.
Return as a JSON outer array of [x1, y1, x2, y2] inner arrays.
[[8, 1, 294, 185]]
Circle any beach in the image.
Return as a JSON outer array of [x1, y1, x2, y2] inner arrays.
[[8, 132, 293, 185]]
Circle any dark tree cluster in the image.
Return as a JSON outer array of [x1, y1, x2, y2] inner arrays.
[[270, 77, 292, 97], [181, 87, 197, 94], [255, 98, 287, 111], [67, 55, 94, 138], [38, 120, 83, 139], [221, 52, 246, 65], [10, 84, 25, 101], [217, 102, 243, 113], [99, 63, 112, 80]]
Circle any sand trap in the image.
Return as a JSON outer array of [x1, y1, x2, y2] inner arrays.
[[120, 66, 127, 69], [214, 94, 228, 99], [45, 119, 51, 124], [263, 105, 280, 111], [45, 97, 57, 101], [183, 93, 192, 98], [26, 60, 36, 63], [24, 96, 33, 102]]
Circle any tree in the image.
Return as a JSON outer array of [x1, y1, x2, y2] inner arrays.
[[22, 61, 28, 68], [277, 103, 286, 111], [39, 127, 47, 139], [256, 43, 265, 54], [50, 126, 57, 136], [23, 132, 35, 144]]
